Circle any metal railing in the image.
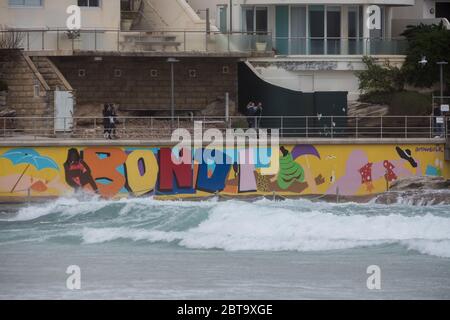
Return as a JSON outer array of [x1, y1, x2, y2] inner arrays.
[[1, 115, 448, 140], [1, 29, 408, 55], [272, 36, 408, 55], [0, 29, 273, 54]]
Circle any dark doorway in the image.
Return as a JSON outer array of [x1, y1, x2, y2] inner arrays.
[[436, 2, 450, 21]]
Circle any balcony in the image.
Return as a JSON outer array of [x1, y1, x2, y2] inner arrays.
[[0, 29, 408, 56], [0, 29, 274, 56], [273, 37, 408, 56]]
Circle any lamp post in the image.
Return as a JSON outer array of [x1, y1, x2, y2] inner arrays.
[[437, 61, 448, 106], [167, 57, 179, 128]]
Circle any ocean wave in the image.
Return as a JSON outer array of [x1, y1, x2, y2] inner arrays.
[[1, 197, 450, 258]]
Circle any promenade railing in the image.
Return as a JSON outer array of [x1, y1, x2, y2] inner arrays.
[[0, 115, 448, 140]]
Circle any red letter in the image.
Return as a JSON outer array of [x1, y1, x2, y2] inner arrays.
[[158, 148, 192, 191]]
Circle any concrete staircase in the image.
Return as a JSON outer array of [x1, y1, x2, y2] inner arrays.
[[0, 50, 55, 134], [30, 56, 73, 92], [121, 0, 169, 31], [120, 0, 181, 51]]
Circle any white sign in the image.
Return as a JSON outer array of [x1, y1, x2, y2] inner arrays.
[[436, 117, 444, 124], [441, 104, 449, 112]]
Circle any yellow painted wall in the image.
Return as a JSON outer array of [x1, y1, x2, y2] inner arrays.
[[0, 143, 448, 200]]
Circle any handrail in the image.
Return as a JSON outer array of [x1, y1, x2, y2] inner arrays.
[[1, 115, 447, 140]]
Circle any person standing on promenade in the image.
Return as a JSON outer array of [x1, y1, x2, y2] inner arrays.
[[256, 102, 263, 129], [246, 101, 256, 128], [102, 103, 111, 139], [109, 104, 118, 139]]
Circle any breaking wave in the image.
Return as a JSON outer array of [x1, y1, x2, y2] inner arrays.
[[1, 196, 450, 258]]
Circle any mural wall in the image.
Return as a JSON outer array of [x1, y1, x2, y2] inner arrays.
[[0, 144, 448, 200]]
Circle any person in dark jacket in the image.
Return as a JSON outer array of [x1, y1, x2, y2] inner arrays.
[[102, 103, 111, 139], [109, 104, 118, 139], [255, 102, 263, 129], [246, 101, 256, 128]]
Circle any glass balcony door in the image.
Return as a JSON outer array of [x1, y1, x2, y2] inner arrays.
[[309, 5, 325, 54], [290, 6, 307, 55], [326, 6, 341, 54], [218, 5, 228, 33], [242, 6, 268, 34]]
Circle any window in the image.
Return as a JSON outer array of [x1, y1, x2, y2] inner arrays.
[[290, 6, 307, 54], [188, 69, 197, 78], [9, 0, 42, 6], [348, 7, 358, 39], [78, 0, 100, 7], [242, 7, 268, 33], [218, 5, 228, 33], [78, 69, 86, 77], [222, 66, 229, 74], [309, 5, 325, 54]]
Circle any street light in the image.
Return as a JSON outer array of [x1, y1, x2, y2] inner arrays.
[[418, 57, 448, 109], [437, 61, 448, 106], [167, 57, 179, 128]]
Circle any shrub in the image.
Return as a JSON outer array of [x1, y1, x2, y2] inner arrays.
[[356, 56, 405, 94], [359, 91, 393, 105], [0, 26, 25, 49], [401, 22, 450, 88], [388, 91, 431, 116]]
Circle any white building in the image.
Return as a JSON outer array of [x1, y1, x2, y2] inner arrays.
[[186, 0, 449, 100], [1, 0, 448, 100]]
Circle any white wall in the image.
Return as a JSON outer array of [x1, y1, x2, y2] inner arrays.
[[392, 0, 435, 19], [0, 0, 121, 29], [249, 56, 405, 101], [135, 0, 212, 30]]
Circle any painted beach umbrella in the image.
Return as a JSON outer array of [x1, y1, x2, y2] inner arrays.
[[0, 148, 59, 193], [291, 144, 321, 160]]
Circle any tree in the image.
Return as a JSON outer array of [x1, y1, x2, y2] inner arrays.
[[401, 22, 450, 88], [0, 26, 25, 49], [356, 56, 404, 94]]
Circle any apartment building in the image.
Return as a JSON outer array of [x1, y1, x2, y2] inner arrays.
[[186, 0, 450, 100], [0, 0, 263, 132], [1, 0, 445, 133]]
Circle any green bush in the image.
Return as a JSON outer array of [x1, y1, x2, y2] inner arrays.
[[0, 80, 8, 92], [359, 91, 393, 105], [356, 56, 405, 94], [401, 22, 450, 88], [388, 91, 431, 116]]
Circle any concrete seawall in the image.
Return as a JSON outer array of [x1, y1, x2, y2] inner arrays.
[[0, 138, 448, 202]]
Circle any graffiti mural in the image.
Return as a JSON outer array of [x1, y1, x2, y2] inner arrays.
[[0, 144, 448, 200]]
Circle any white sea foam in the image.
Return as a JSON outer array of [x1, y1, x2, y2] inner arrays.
[[72, 199, 450, 257]]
